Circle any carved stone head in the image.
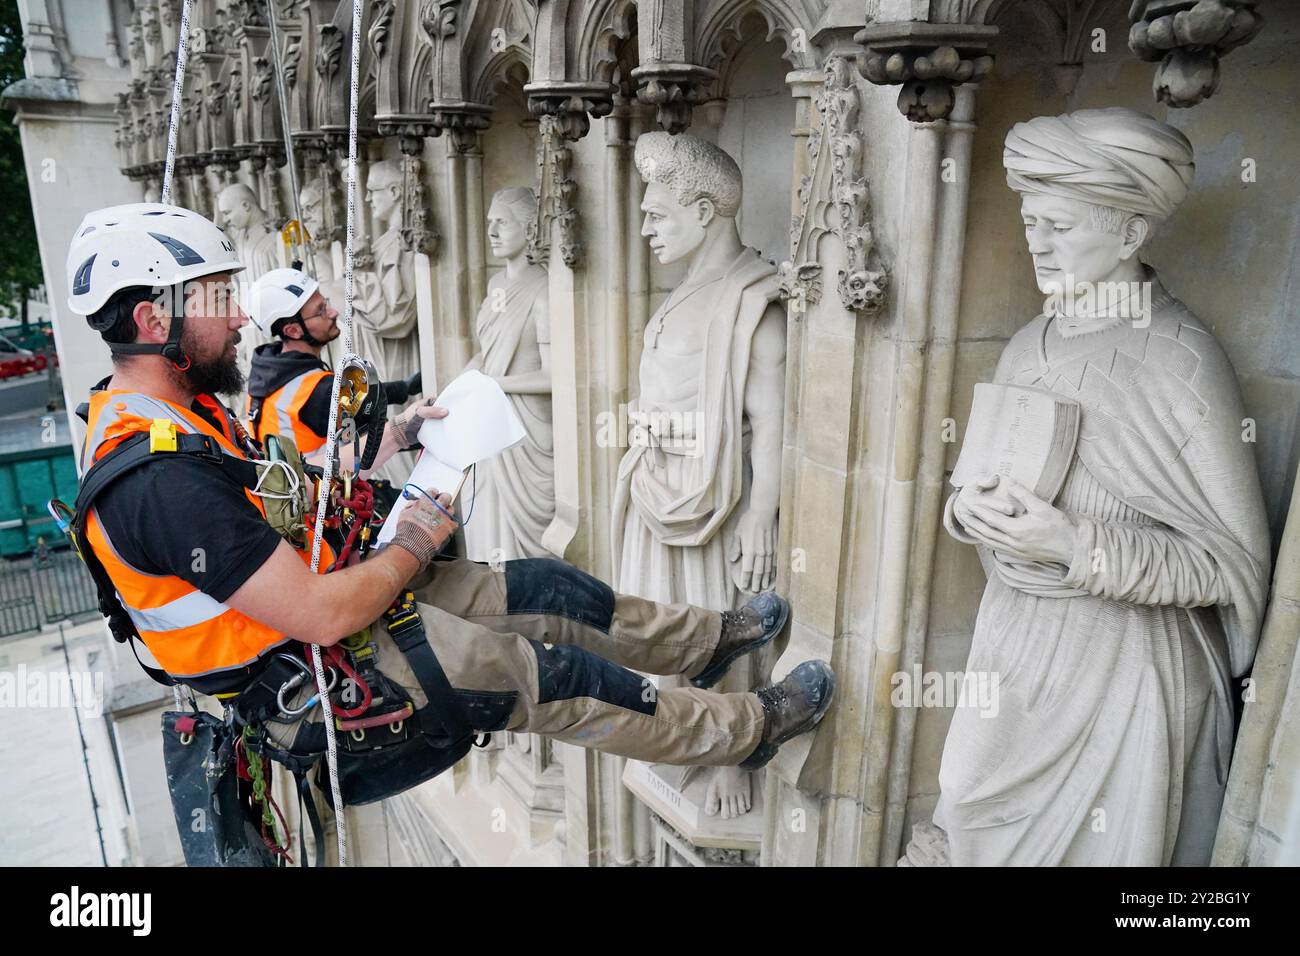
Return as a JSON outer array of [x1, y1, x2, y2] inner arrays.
[[366, 160, 403, 227], [1004, 107, 1194, 294], [487, 187, 536, 261], [635, 132, 741, 265], [217, 182, 264, 231]]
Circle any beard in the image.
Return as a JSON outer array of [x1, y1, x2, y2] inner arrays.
[[178, 328, 245, 396]]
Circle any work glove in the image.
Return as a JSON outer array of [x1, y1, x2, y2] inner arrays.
[[389, 397, 447, 450], [389, 490, 456, 568], [383, 371, 423, 406]]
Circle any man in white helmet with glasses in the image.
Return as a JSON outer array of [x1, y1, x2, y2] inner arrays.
[[243, 266, 423, 470], [64, 202, 834, 824]]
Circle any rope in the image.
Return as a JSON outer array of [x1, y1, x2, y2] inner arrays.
[[159, 0, 193, 205], [304, 0, 366, 868], [266, 0, 316, 276]]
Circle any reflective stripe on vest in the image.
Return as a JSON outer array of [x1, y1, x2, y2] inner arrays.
[[79, 389, 325, 681], [250, 369, 330, 455]]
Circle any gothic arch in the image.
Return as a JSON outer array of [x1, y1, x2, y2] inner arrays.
[[476, 52, 532, 105], [697, 0, 818, 78], [578, 0, 639, 84]]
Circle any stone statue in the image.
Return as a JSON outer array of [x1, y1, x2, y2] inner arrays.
[[218, 181, 285, 279], [300, 179, 335, 284], [353, 159, 420, 384], [300, 178, 346, 370], [218, 182, 286, 397], [461, 187, 554, 562], [903, 108, 1272, 866], [612, 132, 786, 820]]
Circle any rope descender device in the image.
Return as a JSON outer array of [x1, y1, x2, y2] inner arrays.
[[280, 219, 310, 264]]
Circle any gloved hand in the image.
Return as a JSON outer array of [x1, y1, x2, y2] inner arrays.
[[389, 490, 456, 568], [383, 371, 423, 406], [390, 397, 448, 450]]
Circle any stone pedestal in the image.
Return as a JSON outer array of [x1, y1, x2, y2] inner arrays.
[[621, 760, 763, 854]]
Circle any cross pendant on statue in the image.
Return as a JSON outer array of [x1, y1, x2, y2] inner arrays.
[[650, 311, 669, 349]]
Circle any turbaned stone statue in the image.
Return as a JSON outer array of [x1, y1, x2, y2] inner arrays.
[[903, 108, 1271, 867]]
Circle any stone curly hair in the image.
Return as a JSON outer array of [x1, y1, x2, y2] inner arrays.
[[634, 132, 742, 218]]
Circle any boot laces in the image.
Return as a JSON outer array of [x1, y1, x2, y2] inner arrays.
[[759, 681, 790, 712], [720, 608, 748, 632]]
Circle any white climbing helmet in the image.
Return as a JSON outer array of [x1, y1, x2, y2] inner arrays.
[[245, 267, 321, 335], [65, 202, 244, 317]]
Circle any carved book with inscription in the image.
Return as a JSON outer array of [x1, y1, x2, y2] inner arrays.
[[951, 384, 1081, 503]]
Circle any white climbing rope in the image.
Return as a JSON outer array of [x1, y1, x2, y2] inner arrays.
[[160, 0, 193, 710], [159, 0, 193, 206], [303, 0, 367, 868]]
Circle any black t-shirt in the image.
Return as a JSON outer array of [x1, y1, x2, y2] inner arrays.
[[93, 401, 284, 603]]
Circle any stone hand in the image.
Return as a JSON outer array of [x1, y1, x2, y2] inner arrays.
[[391, 397, 448, 449], [729, 508, 777, 593], [957, 477, 1076, 565], [390, 490, 457, 568]]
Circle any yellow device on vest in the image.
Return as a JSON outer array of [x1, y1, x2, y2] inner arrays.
[[149, 418, 178, 453]]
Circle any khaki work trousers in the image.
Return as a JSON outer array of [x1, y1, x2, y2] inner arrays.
[[270, 557, 766, 767]]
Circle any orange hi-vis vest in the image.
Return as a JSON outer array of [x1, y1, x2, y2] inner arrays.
[[247, 369, 331, 455], [80, 388, 329, 686]]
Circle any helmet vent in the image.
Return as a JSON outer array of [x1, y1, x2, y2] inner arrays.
[[149, 232, 205, 267], [72, 255, 96, 296]]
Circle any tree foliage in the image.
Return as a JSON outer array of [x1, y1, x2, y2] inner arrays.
[[0, 3, 44, 321]]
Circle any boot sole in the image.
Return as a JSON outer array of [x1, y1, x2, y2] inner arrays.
[[689, 595, 791, 690]]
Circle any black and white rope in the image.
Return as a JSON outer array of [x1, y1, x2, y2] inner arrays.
[[159, 0, 193, 206]]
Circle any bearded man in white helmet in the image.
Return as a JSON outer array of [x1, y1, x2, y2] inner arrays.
[[63, 203, 835, 818], [243, 266, 423, 468]]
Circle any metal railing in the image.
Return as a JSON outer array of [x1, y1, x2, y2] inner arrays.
[[0, 547, 99, 638]]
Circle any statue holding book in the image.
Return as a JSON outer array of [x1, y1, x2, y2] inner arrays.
[[903, 108, 1271, 866]]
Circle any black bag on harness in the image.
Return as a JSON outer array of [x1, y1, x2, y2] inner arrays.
[[162, 709, 283, 867]]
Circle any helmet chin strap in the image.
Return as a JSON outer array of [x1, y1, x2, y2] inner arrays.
[[283, 318, 326, 349], [106, 307, 191, 370]]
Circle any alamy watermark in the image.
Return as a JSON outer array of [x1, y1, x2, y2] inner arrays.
[[0, 665, 105, 718], [1042, 277, 1153, 329], [890, 666, 1000, 718], [594, 404, 707, 456]]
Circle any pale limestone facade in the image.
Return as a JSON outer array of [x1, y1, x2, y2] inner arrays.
[[5, 0, 1297, 867]]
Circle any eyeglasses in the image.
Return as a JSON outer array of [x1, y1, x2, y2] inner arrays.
[[299, 304, 333, 324]]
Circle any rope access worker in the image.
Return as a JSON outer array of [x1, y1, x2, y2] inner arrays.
[[65, 202, 835, 819], [243, 267, 422, 468]]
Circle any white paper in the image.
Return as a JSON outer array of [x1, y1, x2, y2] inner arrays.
[[377, 369, 526, 544]]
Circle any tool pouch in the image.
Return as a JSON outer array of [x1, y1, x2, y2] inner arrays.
[[324, 717, 473, 809], [319, 665, 473, 808], [162, 710, 281, 867], [258, 435, 312, 545]]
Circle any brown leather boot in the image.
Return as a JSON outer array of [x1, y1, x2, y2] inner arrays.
[[738, 660, 835, 770], [690, 591, 790, 689]]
